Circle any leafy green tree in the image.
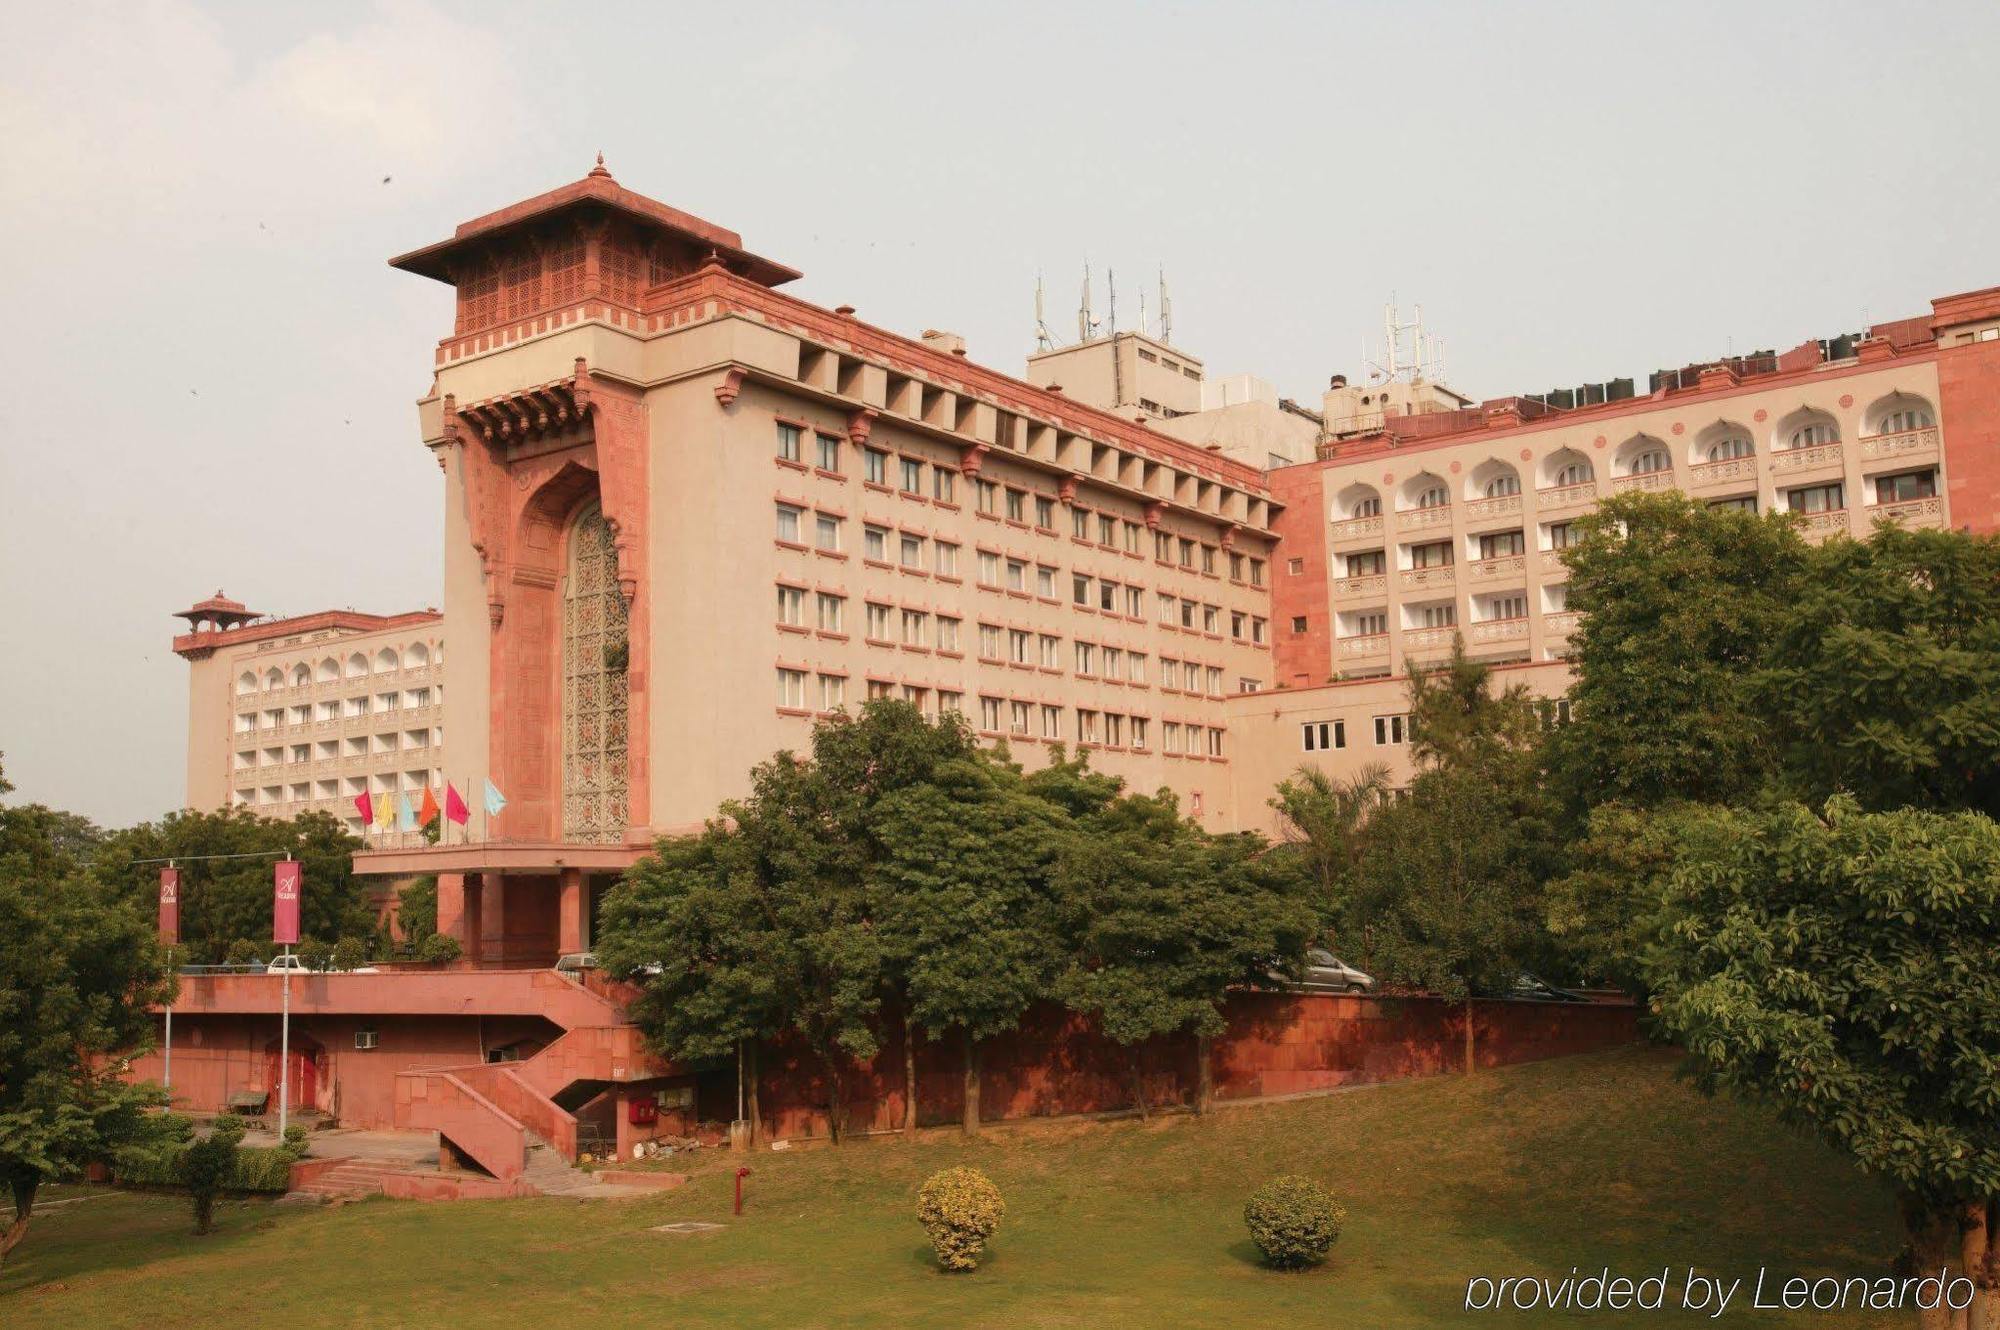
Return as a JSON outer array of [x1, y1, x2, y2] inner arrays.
[[181, 1116, 245, 1235], [876, 752, 1066, 1133], [1541, 803, 1680, 994], [393, 876, 439, 948], [1268, 763, 1389, 945], [0, 771, 171, 1270], [93, 808, 369, 963], [1644, 799, 2000, 1319], [1546, 491, 1808, 817], [1052, 789, 1316, 1115], [1756, 523, 2000, 817]]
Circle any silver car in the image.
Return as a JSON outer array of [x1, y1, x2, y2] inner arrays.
[[1269, 948, 1374, 994]]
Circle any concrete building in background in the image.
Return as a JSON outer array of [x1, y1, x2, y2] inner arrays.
[[173, 594, 445, 834]]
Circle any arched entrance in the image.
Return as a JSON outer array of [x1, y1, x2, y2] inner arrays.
[[265, 1035, 323, 1111]]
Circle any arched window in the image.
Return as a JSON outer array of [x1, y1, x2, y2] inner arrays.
[[405, 642, 431, 668], [563, 504, 629, 843], [1483, 473, 1521, 499], [1879, 406, 1934, 433], [1629, 448, 1670, 475], [1788, 421, 1837, 449], [1352, 495, 1382, 518], [374, 647, 400, 673], [345, 652, 368, 679], [237, 671, 258, 695], [264, 668, 284, 691], [1552, 460, 1590, 486], [292, 664, 311, 687], [1706, 434, 1753, 462], [1414, 484, 1448, 509], [317, 657, 339, 683]]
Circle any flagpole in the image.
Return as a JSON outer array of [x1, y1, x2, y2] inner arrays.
[[278, 940, 291, 1140], [163, 859, 174, 1098]]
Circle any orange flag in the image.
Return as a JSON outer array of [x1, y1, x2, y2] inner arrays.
[[419, 785, 440, 827]]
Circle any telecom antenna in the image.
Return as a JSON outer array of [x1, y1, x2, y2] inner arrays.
[[1138, 288, 1149, 339], [1034, 272, 1057, 352], [1107, 268, 1117, 338], [1078, 262, 1096, 342], [1158, 267, 1172, 348]]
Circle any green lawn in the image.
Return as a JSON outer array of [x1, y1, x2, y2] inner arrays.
[[2, 1047, 1906, 1328]]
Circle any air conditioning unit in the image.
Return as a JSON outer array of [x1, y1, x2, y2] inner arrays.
[[354, 1030, 379, 1051]]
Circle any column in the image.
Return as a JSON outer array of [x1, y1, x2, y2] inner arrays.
[[558, 868, 586, 956], [477, 872, 505, 968]]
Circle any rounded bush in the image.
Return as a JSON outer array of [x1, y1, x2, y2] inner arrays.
[[916, 1166, 1004, 1272], [418, 933, 463, 964], [1244, 1175, 1344, 1269], [329, 938, 366, 972]]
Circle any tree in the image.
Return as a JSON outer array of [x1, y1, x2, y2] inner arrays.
[[393, 876, 439, 948], [1644, 800, 2000, 1326], [181, 1117, 245, 1236], [875, 753, 1066, 1133], [93, 808, 369, 963], [1052, 789, 1316, 1115], [1546, 491, 1808, 817], [1267, 763, 1389, 947], [0, 783, 171, 1271], [1756, 524, 2000, 818]]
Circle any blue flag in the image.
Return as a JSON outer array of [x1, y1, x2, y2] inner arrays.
[[397, 792, 417, 832], [483, 778, 507, 818]]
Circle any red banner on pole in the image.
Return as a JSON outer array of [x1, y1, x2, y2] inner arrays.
[[158, 867, 180, 945], [273, 859, 302, 945]]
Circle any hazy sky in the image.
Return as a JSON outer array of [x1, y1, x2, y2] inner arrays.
[[3, 0, 1995, 827]]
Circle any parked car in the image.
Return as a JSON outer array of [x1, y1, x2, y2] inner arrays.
[[1265, 948, 1375, 994], [554, 952, 599, 976], [1507, 972, 1589, 1003], [266, 954, 312, 975]]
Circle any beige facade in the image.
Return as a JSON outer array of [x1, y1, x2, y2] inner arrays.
[[174, 595, 446, 833], [1026, 331, 1205, 421]]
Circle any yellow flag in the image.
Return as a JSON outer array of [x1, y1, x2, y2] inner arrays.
[[375, 788, 396, 831]]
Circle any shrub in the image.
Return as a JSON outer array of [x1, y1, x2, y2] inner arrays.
[[297, 939, 334, 972], [223, 938, 261, 966], [916, 1166, 1004, 1272], [182, 1131, 238, 1234], [1244, 1175, 1344, 1269], [418, 932, 462, 964], [281, 1122, 310, 1156], [329, 937, 366, 972]]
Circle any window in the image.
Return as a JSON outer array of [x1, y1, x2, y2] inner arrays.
[[1413, 484, 1449, 509], [1155, 531, 1174, 561], [1201, 546, 1217, 575], [1129, 652, 1147, 683], [1487, 594, 1528, 621], [903, 610, 929, 646], [1073, 574, 1091, 606], [815, 513, 842, 552], [1484, 473, 1521, 498], [902, 685, 929, 712], [1098, 581, 1117, 612], [1005, 488, 1026, 522], [816, 593, 845, 632], [1879, 407, 1935, 433], [1345, 550, 1386, 577], [935, 542, 959, 577], [1410, 540, 1453, 569], [1035, 496, 1055, 529], [978, 550, 1001, 586], [1040, 634, 1061, 668], [1163, 722, 1182, 753], [776, 585, 805, 625], [1875, 471, 1937, 504], [1207, 728, 1225, 758], [1287, 557, 1304, 575], [900, 533, 924, 568], [1249, 558, 1266, 587], [900, 457, 923, 493], [1037, 564, 1057, 598], [1179, 537, 1195, 566], [1786, 482, 1845, 514], [1232, 611, 1247, 639], [819, 673, 846, 710], [1709, 495, 1758, 513], [1180, 599, 1197, 629], [1350, 611, 1387, 637], [1417, 604, 1457, 628], [1629, 448, 1670, 475], [1787, 422, 1837, 450], [1706, 434, 1753, 462], [1206, 666, 1223, 695], [1551, 461, 1590, 487], [863, 525, 888, 562], [1009, 701, 1031, 736], [1352, 495, 1383, 518], [975, 479, 998, 513], [1479, 530, 1526, 560], [777, 668, 807, 709], [1105, 714, 1124, 747], [776, 422, 802, 462], [1072, 508, 1091, 539], [1290, 616, 1307, 633], [937, 617, 960, 652], [1075, 641, 1096, 674], [1131, 716, 1149, 749], [1041, 704, 1063, 739], [1239, 677, 1261, 694], [1229, 552, 1244, 581], [1375, 714, 1407, 746], [867, 680, 893, 700], [1008, 628, 1030, 663], [1098, 514, 1117, 545], [939, 690, 963, 717], [1124, 521, 1142, 553], [1102, 646, 1123, 680], [1547, 522, 1575, 550], [1076, 710, 1101, 744], [932, 468, 956, 503], [864, 448, 889, 484], [775, 504, 803, 543], [816, 433, 841, 472], [979, 623, 1003, 658], [1160, 658, 1179, 689], [866, 602, 893, 640], [1006, 558, 1027, 592], [1157, 592, 1175, 623], [1124, 586, 1143, 617], [979, 696, 1002, 732]]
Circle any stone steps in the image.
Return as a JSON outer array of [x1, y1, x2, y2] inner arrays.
[[294, 1159, 408, 1198]]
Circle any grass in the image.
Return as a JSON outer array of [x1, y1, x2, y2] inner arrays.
[[1, 1047, 1906, 1328]]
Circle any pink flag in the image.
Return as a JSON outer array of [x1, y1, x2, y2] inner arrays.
[[444, 783, 470, 826], [158, 868, 180, 946], [354, 790, 374, 826], [273, 859, 302, 945]]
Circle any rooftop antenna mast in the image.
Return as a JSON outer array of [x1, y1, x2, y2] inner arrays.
[[1107, 269, 1117, 338], [1366, 298, 1443, 386], [1078, 261, 1098, 342], [1034, 272, 1057, 352], [1158, 267, 1172, 348]]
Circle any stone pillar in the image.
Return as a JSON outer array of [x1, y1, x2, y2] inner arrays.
[[558, 868, 586, 955], [455, 873, 484, 965], [477, 872, 505, 968], [435, 873, 468, 947]]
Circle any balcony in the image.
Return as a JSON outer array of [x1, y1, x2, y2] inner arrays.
[[1537, 481, 1597, 511], [1772, 443, 1844, 474], [1469, 617, 1529, 645], [1397, 506, 1453, 532], [1610, 471, 1675, 495], [1688, 456, 1757, 488], [1858, 425, 1939, 463], [1466, 555, 1526, 583], [1464, 494, 1523, 523], [1794, 508, 1850, 539], [1335, 633, 1389, 660], [1544, 610, 1579, 637], [1399, 565, 1457, 592], [1328, 515, 1383, 544], [1331, 574, 1386, 599], [1401, 626, 1457, 655], [1875, 496, 1944, 529]]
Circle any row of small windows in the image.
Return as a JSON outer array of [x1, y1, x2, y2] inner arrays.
[[235, 688, 438, 733], [235, 728, 439, 767], [1333, 395, 1938, 519], [1299, 715, 1409, 752], [235, 642, 438, 695], [234, 767, 442, 807]]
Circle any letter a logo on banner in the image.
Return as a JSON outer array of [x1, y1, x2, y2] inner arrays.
[[273, 859, 302, 945], [158, 867, 180, 945]]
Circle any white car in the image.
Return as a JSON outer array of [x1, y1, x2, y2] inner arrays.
[[1266, 948, 1375, 994], [266, 955, 378, 975]]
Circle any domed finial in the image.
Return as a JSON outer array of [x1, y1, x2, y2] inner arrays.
[[588, 150, 612, 179]]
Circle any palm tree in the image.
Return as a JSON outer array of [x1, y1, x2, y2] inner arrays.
[[1268, 763, 1390, 950]]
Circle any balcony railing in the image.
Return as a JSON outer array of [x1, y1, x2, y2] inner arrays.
[[1399, 565, 1457, 591], [1469, 617, 1528, 644], [1610, 470, 1675, 494], [1795, 508, 1850, 537], [1464, 494, 1523, 521], [1397, 506, 1453, 531], [1544, 610, 1579, 636], [1688, 455, 1757, 486], [1332, 574, 1386, 599], [1335, 633, 1389, 659], [1466, 555, 1526, 582], [1876, 496, 1944, 528], [1401, 626, 1458, 653], [1858, 426, 1939, 461], [1329, 514, 1383, 542], [1537, 481, 1597, 509], [1772, 442, 1844, 473]]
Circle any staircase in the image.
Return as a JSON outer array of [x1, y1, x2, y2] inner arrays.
[[519, 1132, 641, 1198], [293, 1158, 407, 1200]]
